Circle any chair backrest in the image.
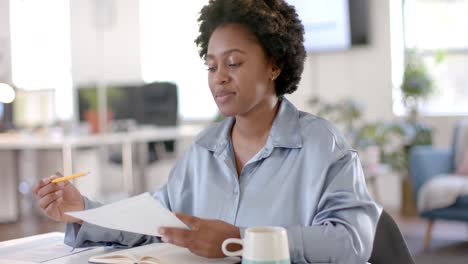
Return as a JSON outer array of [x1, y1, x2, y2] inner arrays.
[[369, 210, 415, 264], [138, 82, 178, 126]]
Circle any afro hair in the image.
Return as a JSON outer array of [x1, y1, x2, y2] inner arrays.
[[195, 0, 306, 96]]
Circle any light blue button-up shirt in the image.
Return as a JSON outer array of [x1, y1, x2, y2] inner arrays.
[[65, 98, 381, 264]]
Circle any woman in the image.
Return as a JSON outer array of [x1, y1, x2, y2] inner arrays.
[[32, 0, 381, 263]]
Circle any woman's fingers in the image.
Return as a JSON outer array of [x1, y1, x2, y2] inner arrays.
[[38, 190, 62, 210], [36, 182, 62, 198], [44, 197, 63, 216], [32, 172, 64, 196]]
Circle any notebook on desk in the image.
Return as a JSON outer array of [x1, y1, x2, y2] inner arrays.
[[88, 243, 239, 264]]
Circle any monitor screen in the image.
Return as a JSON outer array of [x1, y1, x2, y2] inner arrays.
[[13, 89, 55, 128], [77, 82, 178, 127], [287, 0, 368, 52], [77, 84, 141, 122]]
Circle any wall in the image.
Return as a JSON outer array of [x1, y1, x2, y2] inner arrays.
[[0, 0, 12, 84], [70, 0, 142, 84]]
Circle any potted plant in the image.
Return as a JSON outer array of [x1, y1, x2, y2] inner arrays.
[[399, 49, 443, 215], [80, 86, 122, 133], [401, 49, 441, 121], [308, 96, 365, 144]]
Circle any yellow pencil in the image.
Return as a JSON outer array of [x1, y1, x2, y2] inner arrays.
[[51, 172, 89, 183]]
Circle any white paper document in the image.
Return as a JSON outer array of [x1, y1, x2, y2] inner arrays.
[[66, 193, 188, 236], [0, 232, 91, 263]]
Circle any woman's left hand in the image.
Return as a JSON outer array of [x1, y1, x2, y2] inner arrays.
[[159, 213, 241, 258]]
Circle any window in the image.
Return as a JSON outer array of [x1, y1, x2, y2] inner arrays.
[[139, 0, 217, 121], [394, 0, 468, 116], [9, 0, 73, 121]]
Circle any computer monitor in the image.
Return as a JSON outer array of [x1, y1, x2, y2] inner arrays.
[[77, 82, 178, 127], [77, 82, 179, 163], [12, 89, 55, 128], [77, 84, 141, 122]]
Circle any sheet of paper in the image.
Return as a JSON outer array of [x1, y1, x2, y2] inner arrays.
[[0, 233, 91, 263], [91, 242, 240, 264], [66, 193, 188, 236]]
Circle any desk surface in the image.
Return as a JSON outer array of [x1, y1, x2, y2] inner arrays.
[[0, 232, 112, 264], [0, 232, 240, 264], [0, 124, 206, 150]]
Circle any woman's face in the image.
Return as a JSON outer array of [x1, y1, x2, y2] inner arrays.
[[206, 23, 279, 117]]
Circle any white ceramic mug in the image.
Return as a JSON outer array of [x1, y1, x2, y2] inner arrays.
[[222, 226, 290, 264]]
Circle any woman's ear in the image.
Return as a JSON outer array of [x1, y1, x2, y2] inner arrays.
[[271, 64, 281, 81]]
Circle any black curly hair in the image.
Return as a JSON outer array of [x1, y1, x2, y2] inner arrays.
[[195, 0, 306, 96]]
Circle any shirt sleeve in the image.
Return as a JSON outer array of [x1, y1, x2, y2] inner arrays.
[[286, 150, 382, 264], [64, 196, 161, 248]]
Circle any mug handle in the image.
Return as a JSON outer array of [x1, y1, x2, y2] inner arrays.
[[221, 238, 243, 257]]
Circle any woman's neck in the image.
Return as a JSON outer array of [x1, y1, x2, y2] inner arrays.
[[233, 97, 280, 142]]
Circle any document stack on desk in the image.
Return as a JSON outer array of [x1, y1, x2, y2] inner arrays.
[[66, 192, 187, 236]]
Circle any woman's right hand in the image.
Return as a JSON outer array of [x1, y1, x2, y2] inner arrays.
[[32, 172, 84, 223]]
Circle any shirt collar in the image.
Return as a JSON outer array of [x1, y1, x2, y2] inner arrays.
[[195, 97, 303, 155]]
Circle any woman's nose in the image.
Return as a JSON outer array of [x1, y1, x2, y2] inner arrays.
[[212, 67, 229, 84]]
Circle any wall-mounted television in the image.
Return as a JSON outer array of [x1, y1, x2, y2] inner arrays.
[[287, 0, 369, 52]]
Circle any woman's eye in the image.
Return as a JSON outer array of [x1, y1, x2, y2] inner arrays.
[[206, 66, 216, 72], [228, 63, 241, 68]]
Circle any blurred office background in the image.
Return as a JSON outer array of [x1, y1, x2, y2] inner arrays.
[[0, 0, 467, 262]]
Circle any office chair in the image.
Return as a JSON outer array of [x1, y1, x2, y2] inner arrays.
[[138, 82, 178, 127], [368, 210, 415, 264], [139, 82, 178, 157], [0, 101, 14, 132]]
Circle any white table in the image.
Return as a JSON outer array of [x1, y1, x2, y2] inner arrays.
[[0, 232, 240, 264], [0, 124, 205, 221], [0, 232, 112, 264]]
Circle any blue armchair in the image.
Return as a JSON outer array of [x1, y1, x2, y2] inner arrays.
[[408, 123, 468, 249]]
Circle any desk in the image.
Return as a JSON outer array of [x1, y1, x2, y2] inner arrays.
[[0, 232, 120, 264], [0, 232, 239, 264], [0, 124, 205, 221]]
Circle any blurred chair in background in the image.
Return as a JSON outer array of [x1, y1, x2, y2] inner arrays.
[[137, 82, 178, 159], [409, 120, 468, 249], [138, 82, 178, 127], [0, 101, 14, 132]]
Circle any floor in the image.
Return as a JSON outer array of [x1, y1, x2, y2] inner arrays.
[[389, 209, 468, 254]]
